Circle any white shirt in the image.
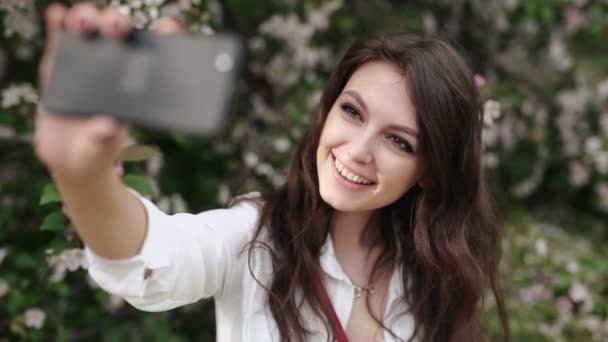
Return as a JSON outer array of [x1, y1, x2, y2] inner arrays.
[[84, 191, 416, 341]]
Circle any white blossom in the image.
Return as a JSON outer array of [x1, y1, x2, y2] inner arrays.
[[0, 278, 9, 297], [146, 155, 164, 177], [497, 115, 527, 151], [200, 25, 215, 35], [217, 183, 231, 205], [593, 151, 608, 174], [47, 248, 87, 282], [518, 283, 549, 304], [170, 193, 187, 212], [535, 238, 548, 257], [257, 0, 342, 92], [130, 0, 143, 8], [251, 95, 271, 117], [495, 13, 509, 32], [483, 100, 501, 126], [558, 88, 591, 114], [548, 32, 573, 71], [306, 90, 322, 111], [568, 160, 589, 187], [566, 261, 579, 273], [597, 79, 608, 100], [0, 0, 38, 41], [568, 281, 589, 304], [273, 137, 291, 152], [584, 136, 603, 155], [271, 173, 287, 188], [538, 322, 563, 339], [255, 163, 274, 176], [482, 125, 498, 148], [23, 308, 46, 329], [422, 11, 437, 34], [483, 152, 499, 169], [147, 6, 159, 19], [1, 83, 38, 108], [504, 0, 519, 11], [116, 5, 131, 16], [243, 151, 259, 168], [156, 196, 171, 212], [157, 193, 187, 213], [556, 88, 590, 156]]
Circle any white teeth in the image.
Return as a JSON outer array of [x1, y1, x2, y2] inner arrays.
[[333, 157, 372, 185]]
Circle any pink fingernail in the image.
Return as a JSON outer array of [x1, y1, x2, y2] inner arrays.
[[79, 18, 89, 31], [113, 20, 125, 33]]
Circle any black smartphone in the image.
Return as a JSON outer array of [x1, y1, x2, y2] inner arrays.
[[42, 29, 244, 136]]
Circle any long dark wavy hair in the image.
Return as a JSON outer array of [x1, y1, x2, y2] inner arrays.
[[239, 32, 510, 342]]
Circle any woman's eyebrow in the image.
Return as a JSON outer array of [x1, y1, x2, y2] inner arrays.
[[343, 89, 368, 113], [342, 89, 419, 139]]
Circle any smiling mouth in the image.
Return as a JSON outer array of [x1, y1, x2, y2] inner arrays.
[[332, 154, 375, 186]]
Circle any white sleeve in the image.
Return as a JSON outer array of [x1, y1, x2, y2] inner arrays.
[[84, 190, 260, 312]]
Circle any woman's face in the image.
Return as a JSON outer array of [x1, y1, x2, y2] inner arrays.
[[316, 61, 423, 213]]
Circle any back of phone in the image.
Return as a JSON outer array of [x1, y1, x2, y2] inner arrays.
[[42, 30, 244, 136]]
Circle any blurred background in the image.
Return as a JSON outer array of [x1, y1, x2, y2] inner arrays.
[[1, 0, 607, 340]]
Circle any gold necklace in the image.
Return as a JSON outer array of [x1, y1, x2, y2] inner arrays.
[[353, 283, 375, 298]]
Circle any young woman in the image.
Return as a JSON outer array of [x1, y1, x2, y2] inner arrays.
[[36, 3, 509, 342]]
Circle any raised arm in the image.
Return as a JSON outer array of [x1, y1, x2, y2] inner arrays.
[[35, 2, 184, 260]]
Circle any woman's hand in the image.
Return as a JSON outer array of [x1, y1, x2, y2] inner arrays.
[[35, 2, 183, 184]]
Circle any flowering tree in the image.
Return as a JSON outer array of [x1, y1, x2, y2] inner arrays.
[[0, 0, 606, 340]]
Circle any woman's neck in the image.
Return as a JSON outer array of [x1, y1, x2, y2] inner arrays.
[[329, 209, 381, 254], [329, 209, 390, 286]]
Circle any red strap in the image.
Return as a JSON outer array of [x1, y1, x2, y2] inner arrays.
[[314, 272, 349, 342]]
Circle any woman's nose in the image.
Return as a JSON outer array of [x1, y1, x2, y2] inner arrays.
[[347, 137, 374, 164]]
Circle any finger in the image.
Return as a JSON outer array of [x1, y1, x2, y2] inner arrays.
[[151, 16, 185, 34], [98, 7, 132, 38], [87, 115, 123, 142], [87, 116, 130, 153], [44, 3, 68, 53], [39, 3, 68, 90], [64, 2, 99, 36]]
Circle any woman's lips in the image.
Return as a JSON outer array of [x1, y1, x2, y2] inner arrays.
[[331, 154, 376, 191]]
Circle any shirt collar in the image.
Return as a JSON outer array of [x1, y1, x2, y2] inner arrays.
[[319, 234, 351, 283], [319, 235, 404, 299]]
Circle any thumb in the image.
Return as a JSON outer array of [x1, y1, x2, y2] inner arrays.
[[89, 115, 125, 142]]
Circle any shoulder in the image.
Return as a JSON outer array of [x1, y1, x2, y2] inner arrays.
[[225, 191, 264, 222]]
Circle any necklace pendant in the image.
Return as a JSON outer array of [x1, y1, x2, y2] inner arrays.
[[354, 286, 364, 298]]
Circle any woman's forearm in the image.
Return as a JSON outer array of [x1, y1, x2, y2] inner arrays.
[[53, 170, 148, 259]]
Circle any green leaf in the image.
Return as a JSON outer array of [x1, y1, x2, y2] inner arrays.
[[40, 183, 62, 205], [118, 144, 162, 162], [123, 174, 153, 196], [40, 211, 67, 232]]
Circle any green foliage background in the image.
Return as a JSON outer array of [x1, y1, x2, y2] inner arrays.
[[0, 0, 607, 340]]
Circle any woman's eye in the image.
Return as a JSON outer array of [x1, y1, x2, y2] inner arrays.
[[388, 135, 414, 153], [341, 104, 361, 120]]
